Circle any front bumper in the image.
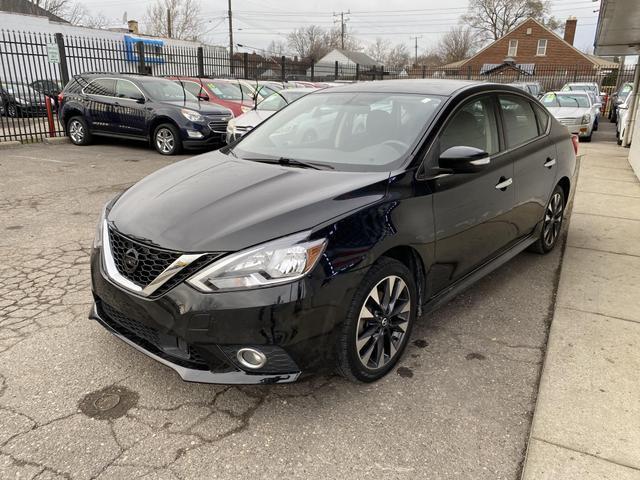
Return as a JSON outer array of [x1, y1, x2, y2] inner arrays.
[[90, 247, 365, 384]]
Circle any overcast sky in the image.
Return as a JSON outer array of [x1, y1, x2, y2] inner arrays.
[[79, 0, 602, 55]]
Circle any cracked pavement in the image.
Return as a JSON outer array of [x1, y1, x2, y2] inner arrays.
[[0, 140, 566, 479]]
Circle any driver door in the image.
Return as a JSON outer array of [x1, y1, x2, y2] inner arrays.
[[429, 95, 518, 291]]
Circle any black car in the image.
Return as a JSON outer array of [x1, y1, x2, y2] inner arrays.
[[59, 73, 234, 155], [90, 79, 577, 384], [0, 82, 47, 117]]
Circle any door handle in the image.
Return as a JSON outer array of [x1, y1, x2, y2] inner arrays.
[[544, 157, 556, 168], [495, 177, 513, 191]]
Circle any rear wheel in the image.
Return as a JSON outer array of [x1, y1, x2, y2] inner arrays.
[[67, 116, 91, 146], [529, 185, 565, 254], [336, 258, 417, 382], [153, 123, 182, 155], [593, 118, 599, 131], [6, 103, 18, 118]]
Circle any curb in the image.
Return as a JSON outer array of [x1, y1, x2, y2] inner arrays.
[[43, 136, 70, 145], [0, 141, 22, 150]]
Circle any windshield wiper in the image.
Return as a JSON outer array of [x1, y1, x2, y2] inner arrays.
[[244, 157, 334, 170]]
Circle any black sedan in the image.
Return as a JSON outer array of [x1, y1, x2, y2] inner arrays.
[[59, 73, 234, 155], [90, 80, 577, 384], [0, 82, 47, 117]]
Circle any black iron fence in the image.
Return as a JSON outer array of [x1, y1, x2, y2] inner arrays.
[[0, 28, 637, 143]]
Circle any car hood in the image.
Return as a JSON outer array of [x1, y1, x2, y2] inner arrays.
[[234, 109, 275, 128], [108, 151, 389, 252], [547, 106, 589, 118], [159, 100, 231, 116]]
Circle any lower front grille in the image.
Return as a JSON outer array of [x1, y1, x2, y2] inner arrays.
[[208, 120, 229, 134], [97, 301, 209, 370]]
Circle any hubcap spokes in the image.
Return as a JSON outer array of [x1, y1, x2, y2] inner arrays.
[[156, 129, 174, 153], [69, 121, 84, 143], [356, 275, 411, 370], [543, 192, 563, 246]]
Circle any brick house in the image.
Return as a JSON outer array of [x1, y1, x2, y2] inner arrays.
[[442, 17, 617, 75]]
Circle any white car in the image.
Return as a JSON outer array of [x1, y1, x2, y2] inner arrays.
[[541, 91, 599, 142], [617, 91, 635, 146], [226, 88, 317, 143]]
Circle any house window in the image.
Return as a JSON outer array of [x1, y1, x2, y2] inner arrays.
[[537, 39, 548, 56], [508, 39, 518, 57]]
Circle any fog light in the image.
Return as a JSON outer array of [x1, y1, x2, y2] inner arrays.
[[236, 348, 267, 369], [187, 130, 204, 138]]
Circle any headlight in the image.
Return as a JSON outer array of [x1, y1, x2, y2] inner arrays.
[[180, 108, 204, 122], [241, 105, 252, 113], [187, 232, 327, 292], [581, 114, 591, 124], [93, 202, 108, 249]]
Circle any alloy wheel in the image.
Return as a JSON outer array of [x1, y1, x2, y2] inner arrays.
[[69, 120, 84, 143], [543, 192, 563, 247], [355, 275, 411, 370], [7, 104, 17, 117], [156, 128, 175, 154]]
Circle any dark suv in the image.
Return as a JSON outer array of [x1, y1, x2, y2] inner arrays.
[[59, 73, 234, 155]]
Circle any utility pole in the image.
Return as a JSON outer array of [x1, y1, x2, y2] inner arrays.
[[167, 9, 172, 38], [333, 10, 350, 50], [228, 0, 234, 75], [410, 36, 422, 65]]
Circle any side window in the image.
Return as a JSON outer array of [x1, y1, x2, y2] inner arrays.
[[84, 79, 116, 97], [532, 103, 550, 134], [498, 95, 539, 148], [440, 97, 500, 155], [116, 80, 143, 100]]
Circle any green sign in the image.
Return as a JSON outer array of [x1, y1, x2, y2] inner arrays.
[[47, 43, 60, 64]]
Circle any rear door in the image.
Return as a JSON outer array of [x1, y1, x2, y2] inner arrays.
[[430, 94, 517, 290], [113, 79, 147, 137], [82, 78, 117, 132], [497, 94, 557, 236]]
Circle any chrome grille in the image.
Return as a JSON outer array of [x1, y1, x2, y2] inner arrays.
[[558, 117, 581, 126], [207, 114, 232, 134]]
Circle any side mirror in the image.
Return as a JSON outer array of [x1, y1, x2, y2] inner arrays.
[[197, 93, 209, 101], [439, 146, 490, 173]]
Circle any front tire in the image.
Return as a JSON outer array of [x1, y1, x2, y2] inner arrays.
[[7, 103, 19, 118], [153, 123, 182, 155], [336, 258, 417, 382], [529, 185, 565, 254]]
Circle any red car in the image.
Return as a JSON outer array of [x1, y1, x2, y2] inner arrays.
[[169, 77, 253, 117]]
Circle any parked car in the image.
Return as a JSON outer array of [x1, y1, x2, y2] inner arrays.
[[59, 73, 234, 155], [30, 79, 63, 97], [561, 82, 605, 109], [226, 87, 317, 143], [541, 91, 599, 141], [609, 82, 633, 123], [0, 82, 47, 117], [616, 91, 635, 145], [171, 77, 253, 116], [90, 80, 577, 385], [508, 81, 543, 97]]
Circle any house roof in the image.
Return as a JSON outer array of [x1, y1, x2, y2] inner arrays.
[[0, 0, 69, 23], [441, 17, 618, 69], [317, 49, 379, 66]]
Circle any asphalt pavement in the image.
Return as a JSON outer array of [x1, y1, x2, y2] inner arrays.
[[0, 138, 565, 480]]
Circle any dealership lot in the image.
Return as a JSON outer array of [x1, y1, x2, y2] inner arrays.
[[0, 139, 568, 479]]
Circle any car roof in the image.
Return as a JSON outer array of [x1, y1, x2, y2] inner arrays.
[[315, 79, 494, 96], [549, 90, 589, 95]]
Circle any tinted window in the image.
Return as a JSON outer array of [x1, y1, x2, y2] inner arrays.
[[141, 78, 197, 101], [116, 80, 143, 100], [499, 95, 539, 148], [532, 103, 550, 134], [84, 79, 116, 97], [440, 97, 499, 155]]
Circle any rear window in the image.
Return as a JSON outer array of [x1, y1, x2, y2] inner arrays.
[[83, 78, 116, 97], [498, 95, 539, 148], [542, 93, 590, 108]]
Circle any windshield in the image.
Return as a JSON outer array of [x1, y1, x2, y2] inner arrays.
[[562, 84, 598, 94], [205, 81, 245, 101], [620, 84, 633, 101], [542, 93, 590, 108], [232, 92, 444, 172], [257, 91, 309, 111], [5, 84, 38, 96], [142, 79, 197, 101]]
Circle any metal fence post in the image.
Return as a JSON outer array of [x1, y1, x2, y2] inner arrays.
[[467, 65, 471, 80], [136, 41, 146, 74], [281, 56, 286, 81], [54, 33, 69, 85], [243, 52, 249, 79], [197, 47, 204, 77], [335, 61, 339, 81], [355, 63, 360, 81], [422, 65, 426, 79], [310, 60, 315, 81]]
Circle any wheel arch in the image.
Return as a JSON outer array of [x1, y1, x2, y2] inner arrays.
[[148, 116, 180, 143], [557, 176, 571, 206], [378, 245, 427, 316]]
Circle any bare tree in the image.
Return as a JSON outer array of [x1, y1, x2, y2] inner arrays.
[[462, 0, 558, 41], [366, 37, 391, 64], [34, 0, 70, 17], [438, 26, 477, 64], [417, 50, 444, 67], [385, 43, 410, 70], [287, 25, 330, 60], [326, 26, 362, 51], [144, 0, 204, 41], [266, 40, 288, 57]]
